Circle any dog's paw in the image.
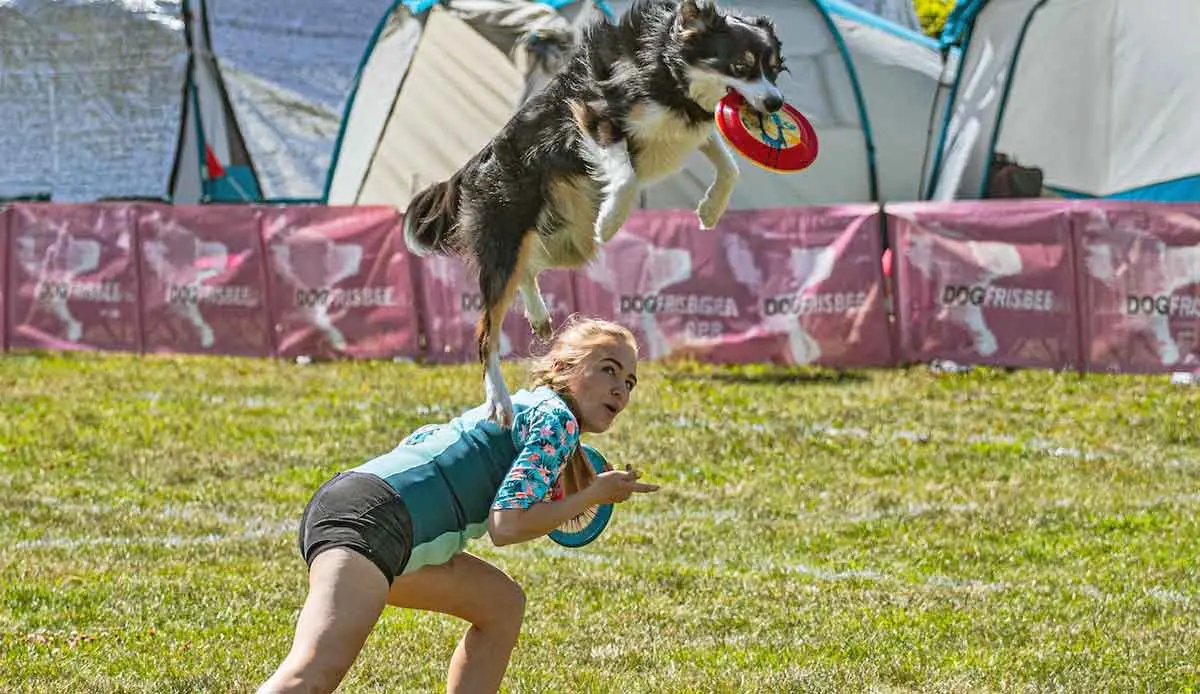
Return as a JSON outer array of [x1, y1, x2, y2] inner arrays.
[[696, 193, 729, 230], [485, 395, 515, 429], [486, 398, 513, 427]]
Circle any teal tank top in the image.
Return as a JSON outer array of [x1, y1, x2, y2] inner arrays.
[[351, 385, 580, 574]]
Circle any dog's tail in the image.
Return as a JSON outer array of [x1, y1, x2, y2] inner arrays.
[[402, 171, 463, 257]]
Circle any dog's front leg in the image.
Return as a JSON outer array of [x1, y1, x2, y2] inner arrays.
[[593, 141, 640, 245], [696, 130, 740, 230]]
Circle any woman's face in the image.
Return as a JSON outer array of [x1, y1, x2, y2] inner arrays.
[[561, 338, 638, 434]]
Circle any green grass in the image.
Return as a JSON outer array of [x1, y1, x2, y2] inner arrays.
[[2, 350, 1198, 693]]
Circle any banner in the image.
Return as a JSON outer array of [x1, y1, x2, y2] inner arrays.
[[260, 206, 420, 360], [572, 207, 893, 366], [1074, 203, 1200, 373], [6, 203, 142, 352], [4, 199, 1198, 375], [888, 201, 1081, 369], [413, 252, 577, 364], [0, 206, 8, 351], [136, 204, 274, 357]]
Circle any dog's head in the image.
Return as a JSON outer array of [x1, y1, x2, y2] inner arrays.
[[673, 0, 787, 114]]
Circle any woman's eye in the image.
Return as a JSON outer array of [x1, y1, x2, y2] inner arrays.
[[603, 365, 615, 375]]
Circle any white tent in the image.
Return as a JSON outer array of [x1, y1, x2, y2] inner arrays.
[[604, 0, 949, 209], [0, 0, 187, 202], [325, 0, 607, 210], [839, 0, 922, 33], [927, 0, 1200, 202], [326, 0, 949, 210]]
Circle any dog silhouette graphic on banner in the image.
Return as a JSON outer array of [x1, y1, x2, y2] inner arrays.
[[142, 213, 231, 348], [1081, 209, 1200, 368], [266, 219, 364, 351], [722, 232, 836, 364], [15, 217, 105, 343], [585, 233, 692, 359], [905, 228, 1025, 357]]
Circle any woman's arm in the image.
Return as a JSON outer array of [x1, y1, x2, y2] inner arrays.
[[487, 484, 602, 546], [488, 468, 658, 546]]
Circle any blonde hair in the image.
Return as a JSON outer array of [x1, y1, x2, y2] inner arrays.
[[527, 315, 638, 497]]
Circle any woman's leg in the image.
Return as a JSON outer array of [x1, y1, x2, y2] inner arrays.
[[387, 552, 527, 694], [257, 548, 391, 694]]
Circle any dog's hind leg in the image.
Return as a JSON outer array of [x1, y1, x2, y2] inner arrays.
[[517, 269, 553, 342], [476, 229, 540, 428], [696, 131, 740, 230]]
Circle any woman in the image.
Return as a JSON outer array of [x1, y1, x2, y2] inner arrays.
[[258, 316, 659, 694]]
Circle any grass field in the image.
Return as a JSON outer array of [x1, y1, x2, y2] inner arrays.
[[2, 349, 1198, 693]]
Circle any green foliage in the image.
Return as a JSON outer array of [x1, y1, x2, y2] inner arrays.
[[2, 352, 1199, 692], [914, 0, 957, 38]]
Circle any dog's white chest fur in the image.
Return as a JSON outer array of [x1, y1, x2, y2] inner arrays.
[[626, 103, 714, 181]]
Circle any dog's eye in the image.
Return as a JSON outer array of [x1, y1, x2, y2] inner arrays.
[[730, 63, 751, 77]]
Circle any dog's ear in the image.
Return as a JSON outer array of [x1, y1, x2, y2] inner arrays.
[[752, 15, 782, 49], [678, 0, 722, 38], [751, 15, 776, 33], [752, 14, 787, 73]]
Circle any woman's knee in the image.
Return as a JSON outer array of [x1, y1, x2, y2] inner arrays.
[[483, 578, 526, 631]]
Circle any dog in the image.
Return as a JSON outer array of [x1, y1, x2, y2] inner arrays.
[[402, 0, 787, 426]]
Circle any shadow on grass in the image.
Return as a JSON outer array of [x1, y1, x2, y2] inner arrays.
[[662, 364, 870, 386]]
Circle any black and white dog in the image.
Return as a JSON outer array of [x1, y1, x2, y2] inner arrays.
[[403, 0, 787, 425]]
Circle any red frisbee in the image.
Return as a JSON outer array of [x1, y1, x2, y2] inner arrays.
[[714, 91, 819, 173]]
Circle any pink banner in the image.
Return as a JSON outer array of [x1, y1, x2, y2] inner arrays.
[[136, 204, 274, 357], [6, 203, 142, 352], [1074, 203, 1200, 373], [414, 251, 577, 363], [572, 206, 894, 366], [260, 206, 420, 360], [888, 200, 1081, 369], [0, 206, 8, 351]]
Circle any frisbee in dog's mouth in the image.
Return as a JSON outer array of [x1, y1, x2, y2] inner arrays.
[[714, 90, 819, 174]]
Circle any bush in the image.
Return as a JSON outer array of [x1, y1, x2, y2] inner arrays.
[[913, 0, 956, 38]]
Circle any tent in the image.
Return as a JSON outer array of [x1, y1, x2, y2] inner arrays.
[[0, 0, 396, 204], [839, 0, 922, 33], [324, 0, 611, 210], [327, 0, 949, 210], [927, 0, 1200, 202], [0, 0, 944, 208], [0, 0, 187, 202], [601, 0, 949, 209], [169, 0, 263, 204]]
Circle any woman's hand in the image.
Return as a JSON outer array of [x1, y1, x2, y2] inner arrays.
[[585, 465, 660, 505]]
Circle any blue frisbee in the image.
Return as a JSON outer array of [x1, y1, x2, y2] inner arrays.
[[547, 444, 615, 548]]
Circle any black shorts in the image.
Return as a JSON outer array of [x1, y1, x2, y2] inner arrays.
[[297, 471, 414, 584]]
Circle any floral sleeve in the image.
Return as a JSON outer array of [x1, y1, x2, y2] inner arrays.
[[491, 399, 580, 510]]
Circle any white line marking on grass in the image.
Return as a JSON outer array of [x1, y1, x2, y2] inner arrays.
[[11, 520, 294, 551], [23, 496, 249, 525], [649, 415, 1114, 462], [12, 512, 1193, 610]]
